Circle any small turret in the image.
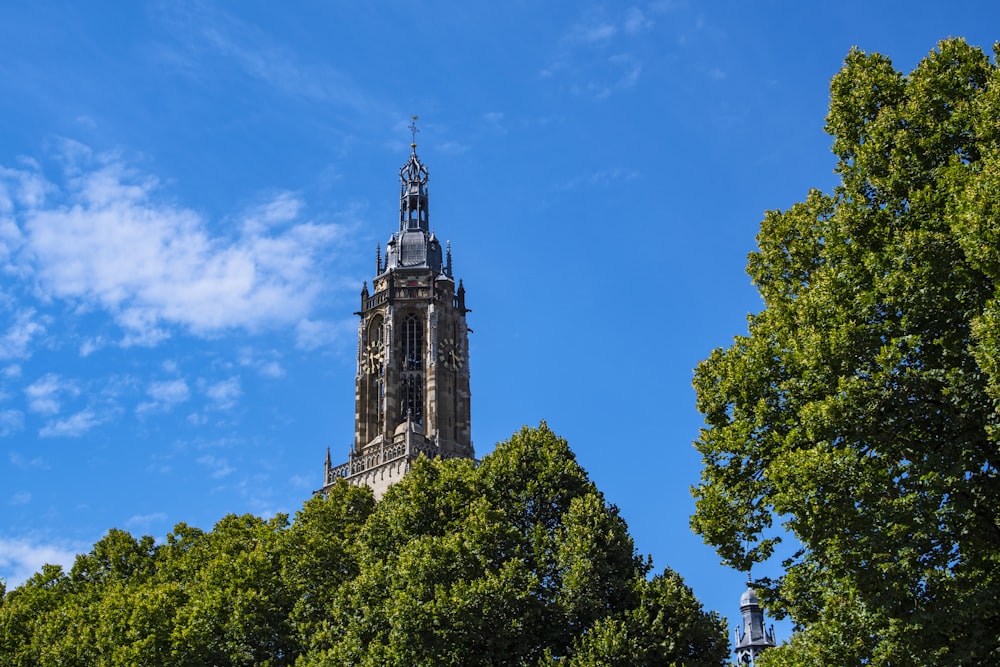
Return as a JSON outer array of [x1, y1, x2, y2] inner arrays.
[[733, 577, 776, 665]]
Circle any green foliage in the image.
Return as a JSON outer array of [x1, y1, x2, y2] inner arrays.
[[0, 424, 726, 666], [692, 38, 1000, 665], [568, 570, 728, 667], [305, 423, 725, 666]]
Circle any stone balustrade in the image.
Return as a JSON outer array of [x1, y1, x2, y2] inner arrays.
[[362, 286, 459, 312], [325, 435, 462, 486]]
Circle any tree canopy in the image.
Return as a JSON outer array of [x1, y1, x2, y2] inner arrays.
[[691, 38, 1000, 666], [1, 424, 727, 666]]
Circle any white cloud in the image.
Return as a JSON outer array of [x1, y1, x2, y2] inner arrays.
[[8, 491, 31, 505], [8, 451, 47, 469], [39, 409, 102, 438], [124, 512, 167, 530], [2, 147, 352, 347], [241, 191, 302, 235], [197, 454, 234, 479], [137, 378, 190, 415], [0, 164, 49, 213], [543, 7, 655, 99], [296, 317, 355, 351], [624, 7, 653, 33], [0, 409, 24, 437], [570, 22, 617, 44], [149, 378, 190, 403], [238, 348, 286, 378], [0, 216, 25, 264], [79, 338, 99, 356], [257, 361, 284, 378], [0, 536, 83, 588], [0, 310, 44, 360], [206, 376, 241, 410], [25, 373, 78, 415]]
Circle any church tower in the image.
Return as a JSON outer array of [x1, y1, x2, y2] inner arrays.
[[733, 578, 777, 664], [320, 123, 474, 499]]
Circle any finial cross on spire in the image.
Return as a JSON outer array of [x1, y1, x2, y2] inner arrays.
[[409, 115, 419, 150]]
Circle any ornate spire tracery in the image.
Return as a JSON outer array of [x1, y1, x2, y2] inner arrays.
[[400, 116, 429, 233]]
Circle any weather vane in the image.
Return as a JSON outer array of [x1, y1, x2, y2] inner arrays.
[[409, 115, 419, 150]]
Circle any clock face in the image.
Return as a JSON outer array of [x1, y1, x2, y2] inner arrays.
[[437, 337, 464, 371], [362, 339, 384, 374]]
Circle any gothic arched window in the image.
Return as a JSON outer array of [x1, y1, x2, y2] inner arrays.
[[400, 313, 424, 424], [403, 314, 423, 370]]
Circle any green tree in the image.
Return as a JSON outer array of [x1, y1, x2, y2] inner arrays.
[[303, 423, 727, 666], [167, 513, 295, 666], [691, 38, 1000, 665], [1, 425, 725, 666], [280, 480, 375, 653], [0, 564, 71, 667], [567, 570, 728, 667]]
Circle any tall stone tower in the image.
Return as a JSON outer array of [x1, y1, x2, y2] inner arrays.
[[320, 128, 474, 499], [733, 579, 777, 664]]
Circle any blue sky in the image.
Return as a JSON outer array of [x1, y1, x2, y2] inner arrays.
[[1, 0, 998, 642]]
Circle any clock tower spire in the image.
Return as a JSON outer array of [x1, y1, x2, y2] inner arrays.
[[321, 126, 474, 499]]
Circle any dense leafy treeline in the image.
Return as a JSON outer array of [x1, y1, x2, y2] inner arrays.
[[0, 424, 727, 666], [692, 38, 1000, 665]]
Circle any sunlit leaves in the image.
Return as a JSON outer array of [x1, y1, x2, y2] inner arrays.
[[693, 38, 1000, 664]]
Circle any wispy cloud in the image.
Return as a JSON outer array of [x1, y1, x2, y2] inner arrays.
[[257, 361, 284, 379], [155, 2, 387, 117], [295, 317, 356, 352], [437, 141, 471, 155], [39, 408, 104, 438], [8, 451, 47, 469], [124, 512, 167, 530], [624, 7, 654, 34], [541, 4, 668, 98], [137, 378, 190, 415], [0, 536, 83, 587], [8, 491, 31, 506], [238, 347, 285, 379], [205, 376, 241, 410], [289, 473, 313, 490], [25, 373, 78, 415], [197, 454, 234, 479], [568, 22, 618, 45], [0, 310, 45, 361], [0, 409, 23, 437], [558, 167, 641, 191]]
